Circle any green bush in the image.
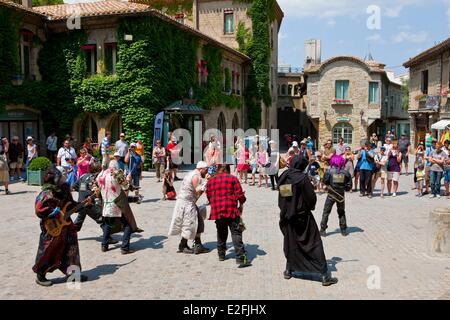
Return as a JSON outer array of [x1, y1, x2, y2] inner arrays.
[[28, 157, 52, 171]]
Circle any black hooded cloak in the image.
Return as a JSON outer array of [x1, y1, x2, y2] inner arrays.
[[278, 156, 328, 274]]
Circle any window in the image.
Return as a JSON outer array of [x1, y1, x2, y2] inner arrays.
[[421, 70, 428, 94], [281, 84, 287, 95], [82, 44, 97, 76], [277, 84, 280, 95], [104, 43, 117, 75], [218, 112, 226, 139], [19, 30, 33, 79], [236, 72, 240, 95], [232, 113, 239, 130], [294, 85, 299, 96], [335, 80, 349, 99], [288, 85, 293, 96], [333, 123, 353, 145], [369, 82, 379, 103], [232, 71, 235, 93], [224, 12, 234, 34]]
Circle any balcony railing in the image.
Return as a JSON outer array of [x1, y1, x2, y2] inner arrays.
[[332, 98, 352, 105]]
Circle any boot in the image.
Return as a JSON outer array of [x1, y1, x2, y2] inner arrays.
[[177, 238, 194, 254], [320, 228, 327, 237], [36, 273, 52, 287], [283, 270, 292, 280], [236, 254, 251, 268], [322, 273, 338, 286], [193, 237, 210, 254], [218, 251, 226, 261]]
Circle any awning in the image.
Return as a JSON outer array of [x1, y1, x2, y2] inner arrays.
[[431, 119, 450, 130], [164, 100, 206, 114]]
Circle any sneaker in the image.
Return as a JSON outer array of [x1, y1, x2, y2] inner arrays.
[[368, 194, 372, 199], [359, 193, 365, 197], [392, 193, 397, 197], [436, 195, 441, 199], [429, 194, 436, 198], [218, 253, 226, 261], [101, 245, 109, 252]]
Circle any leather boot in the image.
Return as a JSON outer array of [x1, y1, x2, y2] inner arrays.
[[193, 237, 210, 254], [177, 238, 193, 254]]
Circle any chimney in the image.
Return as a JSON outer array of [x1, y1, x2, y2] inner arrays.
[[22, 0, 32, 8], [193, 0, 199, 30]]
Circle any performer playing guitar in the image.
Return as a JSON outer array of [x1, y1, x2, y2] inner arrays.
[[33, 165, 91, 287]]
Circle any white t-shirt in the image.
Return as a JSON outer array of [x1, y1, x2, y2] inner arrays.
[[27, 144, 37, 161], [57, 147, 77, 167], [375, 154, 388, 172], [46, 136, 58, 151]]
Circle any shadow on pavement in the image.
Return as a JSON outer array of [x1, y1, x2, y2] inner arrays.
[[326, 226, 364, 237], [202, 242, 267, 262], [140, 198, 161, 203], [53, 259, 137, 284], [131, 235, 167, 251]]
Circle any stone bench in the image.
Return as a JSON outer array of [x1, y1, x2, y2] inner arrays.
[[428, 207, 450, 254]]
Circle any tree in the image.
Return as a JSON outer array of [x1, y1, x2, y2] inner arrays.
[[32, 0, 64, 6], [401, 78, 409, 111]]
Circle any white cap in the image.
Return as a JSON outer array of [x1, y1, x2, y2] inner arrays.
[[292, 141, 299, 147], [113, 151, 120, 157], [26, 136, 33, 141], [130, 143, 137, 148], [196, 161, 208, 169]]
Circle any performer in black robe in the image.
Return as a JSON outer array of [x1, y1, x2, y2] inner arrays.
[[278, 155, 338, 286]]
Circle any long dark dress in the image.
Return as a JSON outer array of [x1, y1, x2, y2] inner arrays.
[[278, 156, 328, 275], [32, 183, 81, 275]]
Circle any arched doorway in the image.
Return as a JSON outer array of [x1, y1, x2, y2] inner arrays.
[[217, 112, 226, 139], [232, 112, 239, 131], [332, 123, 353, 146], [109, 114, 122, 143], [80, 114, 99, 145]]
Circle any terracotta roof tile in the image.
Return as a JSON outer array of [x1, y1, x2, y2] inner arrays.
[[32, 1, 151, 20]]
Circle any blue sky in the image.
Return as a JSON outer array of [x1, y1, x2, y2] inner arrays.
[[277, 0, 450, 76]]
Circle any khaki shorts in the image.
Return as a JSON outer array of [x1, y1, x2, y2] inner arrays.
[[9, 159, 23, 169], [377, 171, 387, 179], [387, 172, 400, 181]]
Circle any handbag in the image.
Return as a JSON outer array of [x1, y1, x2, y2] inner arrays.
[[279, 157, 287, 169]]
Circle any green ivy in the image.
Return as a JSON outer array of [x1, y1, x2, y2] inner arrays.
[[0, 6, 21, 83], [136, 0, 193, 15], [234, 0, 276, 128]]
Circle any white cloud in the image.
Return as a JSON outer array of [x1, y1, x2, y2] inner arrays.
[[327, 19, 337, 26], [392, 31, 428, 43], [366, 33, 386, 44], [277, 0, 426, 18], [385, 6, 403, 17]]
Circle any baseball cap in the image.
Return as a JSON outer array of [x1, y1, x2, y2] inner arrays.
[[292, 141, 299, 147], [196, 161, 208, 169]]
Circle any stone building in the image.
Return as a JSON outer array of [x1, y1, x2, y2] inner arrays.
[[139, 0, 285, 130], [304, 56, 406, 150], [0, 0, 251, 151], [403, 38, 450, 146], [276, 65, 316, 149]]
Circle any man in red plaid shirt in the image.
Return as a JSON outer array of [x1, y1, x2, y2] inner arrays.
[[206, 165, 251, 267]]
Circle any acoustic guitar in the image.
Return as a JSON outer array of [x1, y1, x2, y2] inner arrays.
[[44, 196, 94, 237]]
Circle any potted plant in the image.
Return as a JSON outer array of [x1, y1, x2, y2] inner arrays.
[[27, 157, 52, 186], [11, 74, 24, 86]]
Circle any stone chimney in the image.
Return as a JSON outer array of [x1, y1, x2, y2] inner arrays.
[[22, 0, 32, 8]]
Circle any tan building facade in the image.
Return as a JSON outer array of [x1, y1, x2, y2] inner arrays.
[[404, 38, 450, 146], [304, 56, 405, 150]]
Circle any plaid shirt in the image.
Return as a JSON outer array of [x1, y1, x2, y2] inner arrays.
[[206, 173, 246, 220]]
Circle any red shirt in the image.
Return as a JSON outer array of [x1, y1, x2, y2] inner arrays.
[[206, 173, 246, 220]]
